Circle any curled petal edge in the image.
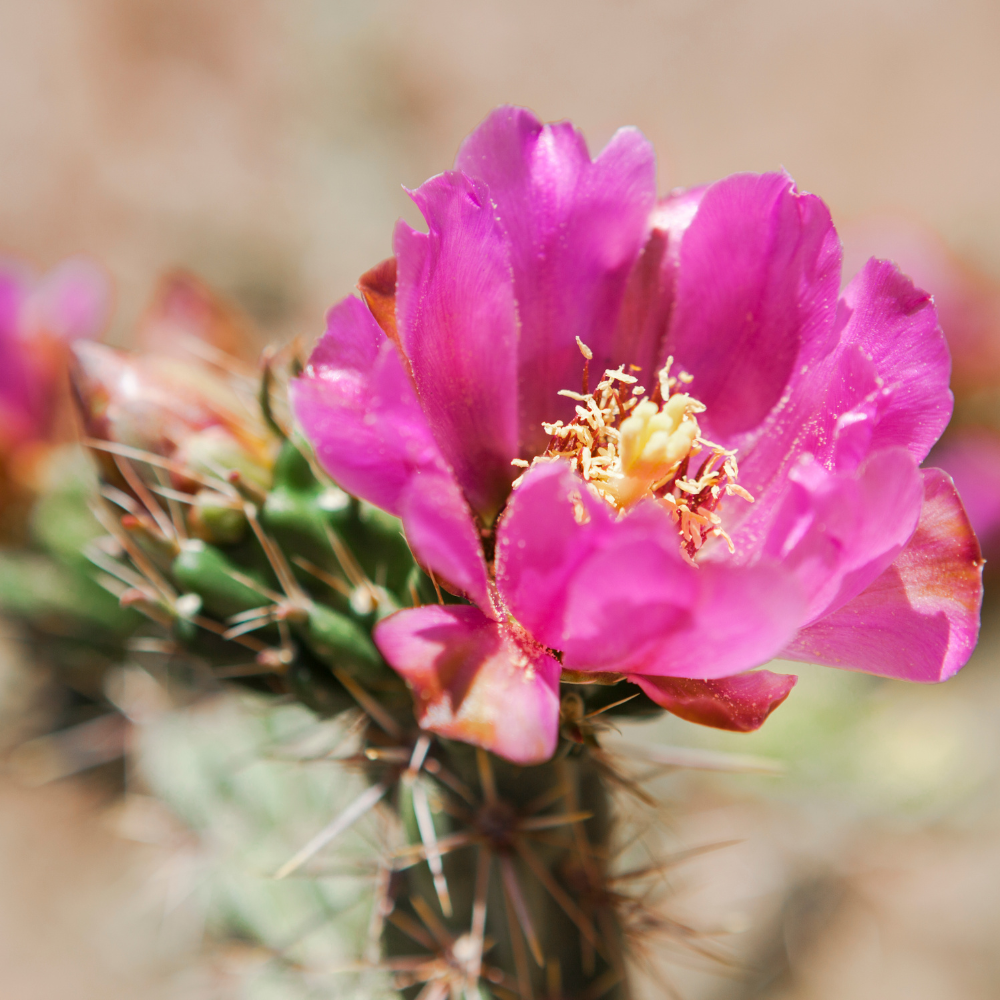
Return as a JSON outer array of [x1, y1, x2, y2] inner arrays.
[[629, 670, 798, 732], [782, 468, 984, 682], [374, 605, 561, 765]]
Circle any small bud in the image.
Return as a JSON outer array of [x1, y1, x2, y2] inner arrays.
[[299, 602, 392, 683], [0, 257, 110, 513], [256, 647, 293, 672], [71, 342, 276, 492]]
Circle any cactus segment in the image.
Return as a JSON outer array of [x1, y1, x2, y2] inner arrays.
[[55, 341, 697, 1000], [284, 654, 356, 718], [172, 539, 275, 622], [296, 602, 394, 685], [262, 440, 352, 544]]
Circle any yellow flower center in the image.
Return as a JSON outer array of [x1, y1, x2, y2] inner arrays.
[[615, 393, 702, 506], [511, 341, 754, 562]]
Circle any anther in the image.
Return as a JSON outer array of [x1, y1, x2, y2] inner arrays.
[[537, 356, 755, 560]]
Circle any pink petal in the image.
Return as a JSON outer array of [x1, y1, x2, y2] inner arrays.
[[0, 258, 110, 445], [630, 670, 797, 732], [292, 297, 432, 512], [494, 460, 632, 646], [931, 429, 1000, 546], [399, 471, 496, 612], [394, 171, 520, 522], [610, 187, 708, 387], [840, 214, 1000, 390], [494, 462, 804, 679], [0, 266, 36, 439], [600, 560, 804, 679], [761, 448, 924, 623], [783, 468, 983, 682], [374, 605, 561, 765], [723, 340, 882, 557], [664, 172, 842, 440], [290, 296, 490, 608], [455, 106, 657, 456], [729, 258, 951, 557], [556, 531, 702, 671], [831, 258, 952, 464]]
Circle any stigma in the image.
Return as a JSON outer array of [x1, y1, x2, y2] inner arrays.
[[616, 393, 703, 506], [512, 346, 754, 562]]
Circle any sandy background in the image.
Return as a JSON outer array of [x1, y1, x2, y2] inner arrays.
[[2, 1, 1000, 997], [4, 0, 1000, 337]]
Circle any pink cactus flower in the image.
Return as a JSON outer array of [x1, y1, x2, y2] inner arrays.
[[0, 256, 109, 453], [292, 107, 983, 765]]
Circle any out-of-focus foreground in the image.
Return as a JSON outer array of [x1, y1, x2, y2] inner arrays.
[[2, 1, 1000, 997]]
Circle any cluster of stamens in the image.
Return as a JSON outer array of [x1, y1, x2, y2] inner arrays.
[[512, 338, 754, 563]]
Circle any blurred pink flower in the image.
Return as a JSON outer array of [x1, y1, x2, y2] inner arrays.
[[71, 342, 275, 491], [134, 270, 261, 363], [930, 431, 1000, 549], [0, 256, 109, 452], [293, 107, 983, 764]]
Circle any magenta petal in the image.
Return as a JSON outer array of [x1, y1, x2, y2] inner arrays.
[[723, 341, 881, 557], [495, 461, 694, 658], [0, 259, 109, 444], [762, 448, 924, 623], [0, 267, 36, 436], [832, 258, 952, 464], [839, 215, 1000, 386], [374, 605, 561, 764], [557, 532, 698, 671], [730, 258, 953, 556], [455, 106, 657, 455], [783, 469, 984, 682], [610, 187, 708, 385], [665, 172, 842, 439], [495, 462, 804, 679], [399, 471, 494, 612], [395, 172, 520, 521], [291, 296, 445, 513], [601, 561, 805, 679], [290, 296, 489, 607], [630, 670, 797, 732], [494, 461, 626, 646]]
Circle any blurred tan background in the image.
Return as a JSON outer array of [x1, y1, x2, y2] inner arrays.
[[2, 1, 1000, 997], [5, 0, 1000, 338]]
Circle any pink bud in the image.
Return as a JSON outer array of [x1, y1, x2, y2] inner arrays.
[[71, 342, 275, 491]]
